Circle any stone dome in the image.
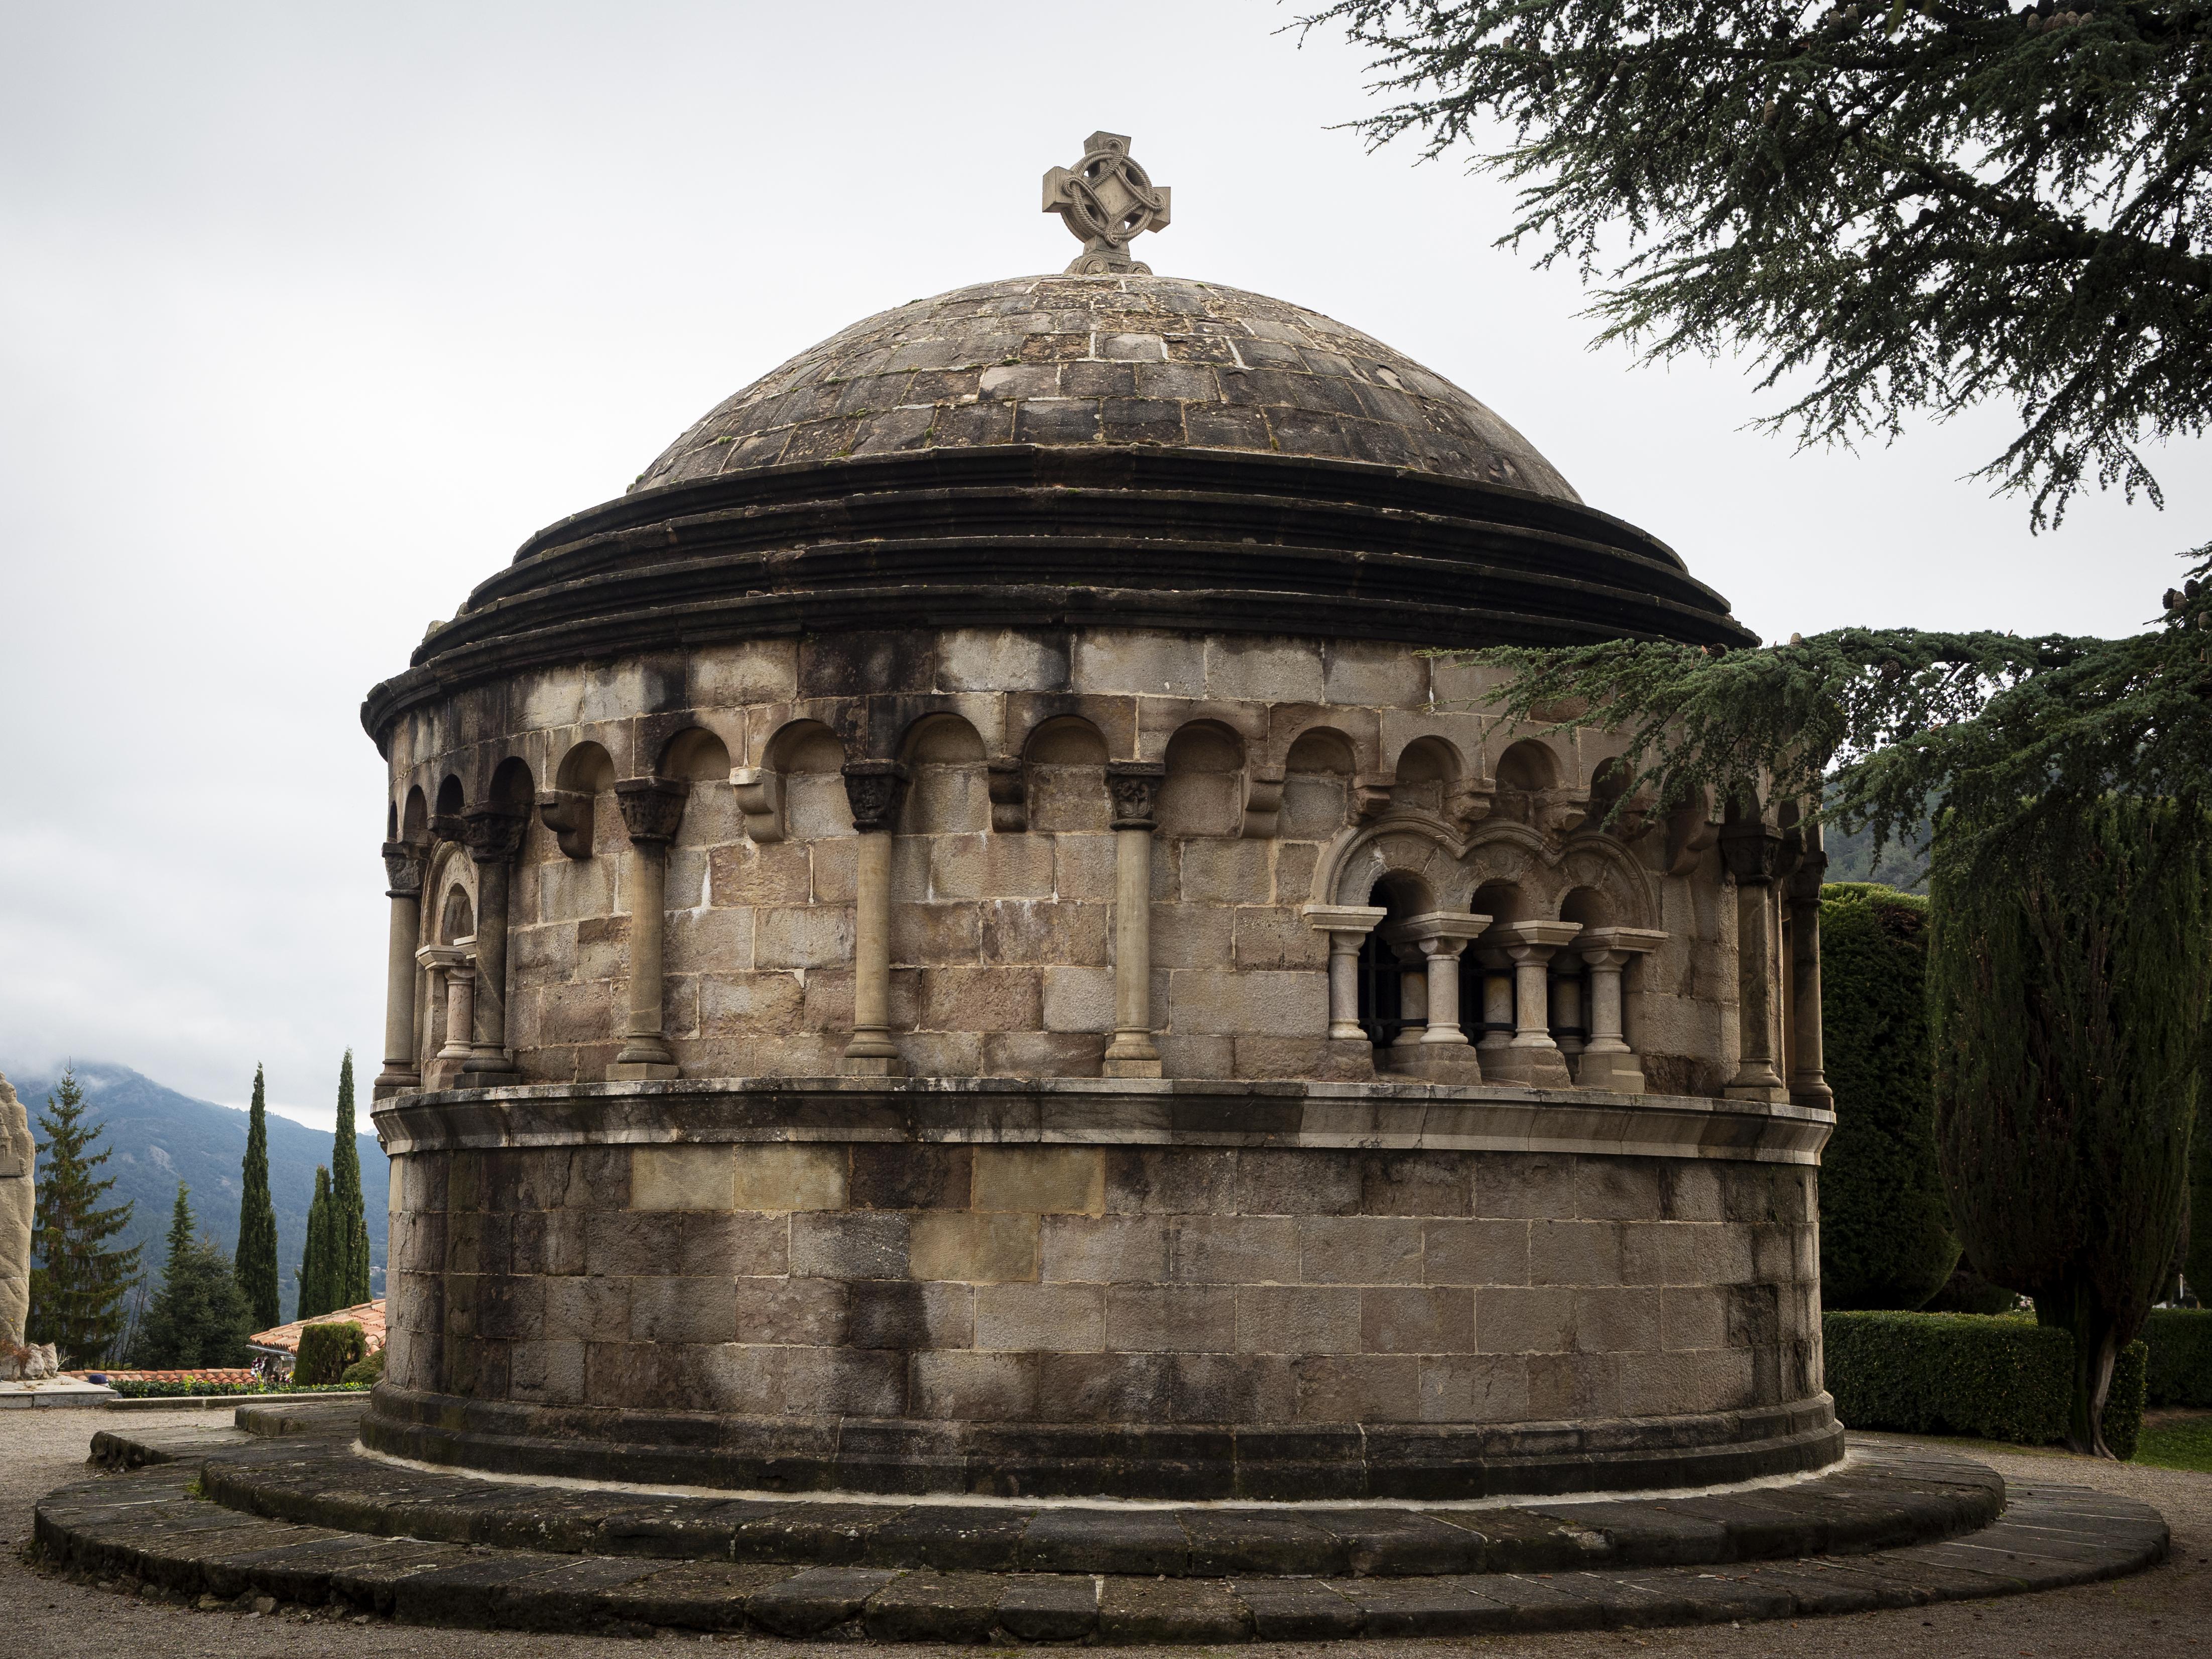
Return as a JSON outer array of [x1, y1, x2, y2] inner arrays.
[[632, 274, 1581, 502]]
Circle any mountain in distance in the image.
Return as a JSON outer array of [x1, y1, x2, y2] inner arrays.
[[3, 1060, 387, 1326]]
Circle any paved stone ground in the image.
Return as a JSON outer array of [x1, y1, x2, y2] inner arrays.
[[5, 1407, 2202, 1656]]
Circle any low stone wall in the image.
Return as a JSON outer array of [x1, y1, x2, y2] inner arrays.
[[370, 1079, 1834, 1497]]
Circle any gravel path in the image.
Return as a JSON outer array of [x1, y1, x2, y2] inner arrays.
[[5, 1407, 2204, 1657]]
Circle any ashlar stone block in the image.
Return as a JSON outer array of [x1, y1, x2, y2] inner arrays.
[[972, 1147, 1104, 1216], [631, 1145, 735, 1213], [731, 1144, 847, 1213]]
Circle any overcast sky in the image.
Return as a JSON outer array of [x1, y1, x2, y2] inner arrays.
[[4, 2, 2202, 1131]]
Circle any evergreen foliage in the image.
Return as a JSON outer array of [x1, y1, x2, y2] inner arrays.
[[295, 1166, 336, 1321], [234, 1064, 280, 1331], [294, 1319, 366, 1385], [329, 1051, 372, 1310], [2143, 1308, 2212, 1406], [1304, 0, 2212, 525], [1817, 883, 1958, 1309], [131, 1184, 253, 1370], [2190, 1116, 2212, 1300], [1824, 1310, 2149, 1458], [1923, 1262, 2022, 1315], [340, 1343, 387, 1388], [1930, 798, 2212, 1455], [25, 1068, 140, 1366]]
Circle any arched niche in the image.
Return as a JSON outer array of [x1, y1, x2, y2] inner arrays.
[[1281, 727, 1356, 841], [1313, 816, 1474, 910], [434, 774, 465, 824], [543, 741, 616, 859], [769, 720, 853, 839], [899, 713, 988, 836], [657, 729, 735, 908], [1492, 738, 1562, 827], [1158, 720, 1245, 838], [401, 785, 430, 844], [1391, 734, 1464, 817], [1023, 716, 1109, 833]]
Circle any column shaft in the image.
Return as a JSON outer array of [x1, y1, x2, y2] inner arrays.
[[459, 807, 526, 1083], [1103, 762, 1166, 1078], [1785, 832, 1832, 1107], [375, 840, 425, 1098], [1419, 945, 1465, 1044], [609, 778, 689, 1082], [1327, 934, 1364, 1040], [839, 761, 909, 1078]]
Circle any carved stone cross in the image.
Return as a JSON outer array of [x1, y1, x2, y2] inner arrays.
[[1043, 132, 1171, 275]]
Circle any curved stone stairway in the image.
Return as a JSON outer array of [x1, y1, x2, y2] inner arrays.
[[32, 1401, 2169, 1641]]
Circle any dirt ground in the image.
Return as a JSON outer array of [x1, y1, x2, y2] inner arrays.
[[5, 1406, 2205, 1658]]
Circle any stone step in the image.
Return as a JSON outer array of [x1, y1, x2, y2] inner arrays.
[[30, 1463, 2171, 1642], [132, 1417, 2005, 1579]]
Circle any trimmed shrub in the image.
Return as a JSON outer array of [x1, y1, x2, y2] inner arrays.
[[106, 1378, 367, 1398], [1816, 883, 1959, 1310], [1921, 1263, 2019, 1316], [1825, 1311, 2150, 1457], [339, 1344, 386, 1388], [1825, 1312, 2069, 1443], [2145, 1308, 2212, 1406], [294, 1320, 366, 1386]]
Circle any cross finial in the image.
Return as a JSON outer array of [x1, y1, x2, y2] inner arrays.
[[1042, 132, 1171, 276]]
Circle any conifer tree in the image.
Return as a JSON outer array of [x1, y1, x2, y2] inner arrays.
[[234, 1064, 280, 1331], [1930, 798, 2212, 1455], [133, 1183, 253, 1370], [329, 1051, 372, 1309], [26, 1069, 140, 1366], [296, 1166, 335, 1321]]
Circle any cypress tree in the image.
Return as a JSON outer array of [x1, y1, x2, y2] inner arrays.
[[26, 1069, 140, 1366], [1930, 798, 2212, 1456], [329, 1051, 372, 1309], [2188, 1119, 2212, 1304], [234, 1064, 280, 1331], [132, 1184, 253, 1370], [296, 1166, 335, 1321], [1816, 883, 1959, 1310]]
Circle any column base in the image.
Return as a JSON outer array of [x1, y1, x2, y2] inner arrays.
[[1101, 1056, 1163, 1078], [372, 1068, 421, 1102], [1726, 1062, 1790, 1104], [606, 1061, 681, 1082], [841, 1053, 908, 1078], [1790, 1079, 1835, 1110], [1484, 1044, 1574, 1088], [1575, 1051, 1646, 1094], [1383, 1044, 1486, 1085]]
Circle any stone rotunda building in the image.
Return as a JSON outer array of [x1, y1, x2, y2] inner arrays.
[[364, 140, 1838, 1500]]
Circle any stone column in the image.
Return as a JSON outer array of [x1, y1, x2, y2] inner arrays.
[[1483, 921, 1582, 1086], [1103, 762, 1168, 1078], [1380, 912, 1490, 1082], [1302, 904, 1387, 1043], [0, 1074, 31, 1354], [1719, 812, 1790, 1102], [1574, 926, 1667, 1093], [459, 807, 526, 1084], [416, 943, 471, 1090], [1784, 822, 1833, 1109], [607, 777, 691, 1082], [1387, 942, 1428, 1065], [374, 840, 427, 1100], [841, 761, 910, 1077], [1475, 949, 1515, 1057]]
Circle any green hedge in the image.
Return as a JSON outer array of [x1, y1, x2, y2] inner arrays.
[[339, 1344, 386, 1388], [1825, 1311, 2148, 1457], [1816, 884, 1959, 1310], [2145, 1308, 2212, 1406], [294, 1320, 367, 1386], [105, 1378, 368, 1398]]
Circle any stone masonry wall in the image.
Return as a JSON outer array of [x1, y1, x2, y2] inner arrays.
[[384, 1141, 1821, 1432], [386, 629, 1743, 1092]]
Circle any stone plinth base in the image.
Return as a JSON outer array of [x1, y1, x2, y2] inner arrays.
[[372, 1076, 1835, 1502]]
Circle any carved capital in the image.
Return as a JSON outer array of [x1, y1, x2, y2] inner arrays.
[[841, 760, 910, 834], [459, 805, 527, 865], [1104, 761, 1167, 832], [1784, 845, 1829, 908], [1718, 814, 1787, 886], [381, 839, 427, 899], [613, 776, 690, 845], [536, 789, 594, 859]]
